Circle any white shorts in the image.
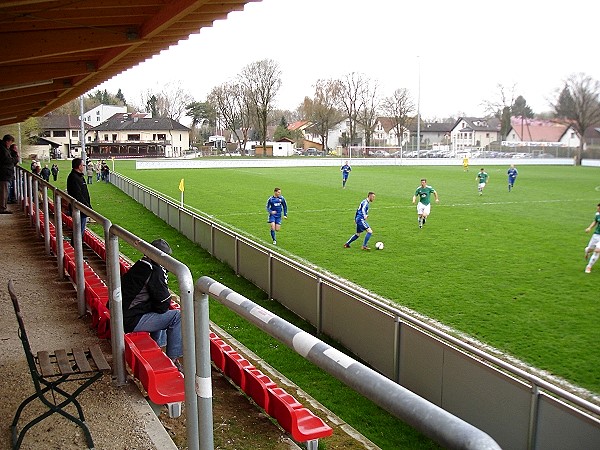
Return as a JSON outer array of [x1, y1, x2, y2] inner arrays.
[[478, 182, 486, 189], [417, 202, 431, 216], [586, 234, 600, 251]]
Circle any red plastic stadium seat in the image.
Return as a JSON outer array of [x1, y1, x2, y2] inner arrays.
[[123, 332, 185, 410], [266, 388, 332, 443], [223, 351, 254, 391], [244, 367, 277, 410]]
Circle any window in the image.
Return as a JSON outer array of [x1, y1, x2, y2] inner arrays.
[[72, 130, 79, 137], [103, 134, 108, 141], [127, 134, 141, 141], [112, 134, 117, 142], [53, 130, 66, 137]]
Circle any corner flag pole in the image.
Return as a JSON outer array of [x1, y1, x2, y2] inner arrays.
[[179, 178, 184, 207]]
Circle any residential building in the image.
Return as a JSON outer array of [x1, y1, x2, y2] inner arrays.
[[450, 117, 501, 153], [88, 113, 190, 158], [82, 105, 128, 126], [408, 121, 453, 147], [372, 117, 410, 147], [35, 114, 93, 158], [505, 117, 580, 148]]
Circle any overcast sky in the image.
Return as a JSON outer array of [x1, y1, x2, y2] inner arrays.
[[97, 0, 599, 121]]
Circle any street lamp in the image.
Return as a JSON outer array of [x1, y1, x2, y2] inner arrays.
[[416, 56, 421, 156]]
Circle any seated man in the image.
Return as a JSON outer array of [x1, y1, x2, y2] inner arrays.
[[121, 238, 183, 370]]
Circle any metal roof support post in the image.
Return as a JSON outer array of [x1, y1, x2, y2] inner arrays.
[[71, 207, 86, 317], [33, 178, 40, 236], [54, 192, 65, 279], [42, 185, 50, 255], [106, 231, 127, 385], [193, 287, 214, 450]]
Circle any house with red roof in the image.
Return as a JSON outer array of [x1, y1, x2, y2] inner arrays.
[[505, 117, 580, 148]]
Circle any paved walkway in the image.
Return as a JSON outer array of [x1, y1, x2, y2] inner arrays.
[[0, 204, 175, 450]]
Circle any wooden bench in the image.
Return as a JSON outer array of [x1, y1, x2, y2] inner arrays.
[[8, 280, 111, 450]]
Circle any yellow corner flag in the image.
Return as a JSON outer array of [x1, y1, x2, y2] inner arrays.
[[178, 178, 185, 192]]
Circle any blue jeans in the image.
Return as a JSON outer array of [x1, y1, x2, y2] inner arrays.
[[133, 310, 183, 359]]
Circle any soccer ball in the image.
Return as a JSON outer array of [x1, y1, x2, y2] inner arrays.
[[375, 241, 384, 250]]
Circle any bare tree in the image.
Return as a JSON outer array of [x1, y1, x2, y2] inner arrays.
[[239, 59, 282, 153], [482, 83, 517, 140], [381, 88, 415, 147], [335, 72, 368, 150], [552, 73, 600, 165], [356, 78, 380, 147], [207, 82, 253, 153], [300, 79, 345, 152], [139, 82, 193, 120]]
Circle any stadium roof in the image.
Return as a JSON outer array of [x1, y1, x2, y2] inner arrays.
[[0, 0, 258, 127]]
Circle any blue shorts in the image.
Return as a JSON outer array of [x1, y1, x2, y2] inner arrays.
[[342, 173, 349, 180], [356, 219, 369, 233], [268, 215, 282, 225]]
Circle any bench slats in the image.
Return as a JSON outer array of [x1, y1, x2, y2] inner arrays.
[[55, 348, 74, 374], [89, 344, 111, 372], [37, 351, 54, 377], [73, 348, 93, 373]]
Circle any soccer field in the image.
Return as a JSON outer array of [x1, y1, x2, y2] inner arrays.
[[117, 162, 600, 395]]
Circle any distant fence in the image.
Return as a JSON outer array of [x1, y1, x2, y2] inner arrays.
[[111, 170, 600, 450]]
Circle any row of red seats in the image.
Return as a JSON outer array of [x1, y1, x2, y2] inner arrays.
[[209, 332, 333, 445], [41, 203, 185, 416]]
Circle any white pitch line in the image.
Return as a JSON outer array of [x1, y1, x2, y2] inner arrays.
[[214, 198, 582, 218]]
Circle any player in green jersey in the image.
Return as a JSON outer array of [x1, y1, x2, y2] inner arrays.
[[476, 168, 489, 195], [584, 203, 600, 273], [412, 178, 439, 228]]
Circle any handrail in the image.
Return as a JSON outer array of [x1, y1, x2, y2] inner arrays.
[[196, 276, 502, 450]]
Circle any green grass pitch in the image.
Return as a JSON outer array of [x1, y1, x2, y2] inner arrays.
[[112, 161, 600, 395]]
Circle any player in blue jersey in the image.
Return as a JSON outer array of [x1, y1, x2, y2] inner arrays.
[[344, 192, 376, 250], [266, 187, 288, 245], [340, 161, 352, 188], [507, 164, 518, 192]]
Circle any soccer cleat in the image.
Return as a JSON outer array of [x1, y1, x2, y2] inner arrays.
[[361, 246, 371, 250], [343, 243, 350, 248], [272, 240, 276, 245], [422, 218, 426, 225], [585, 266, 592, 273]]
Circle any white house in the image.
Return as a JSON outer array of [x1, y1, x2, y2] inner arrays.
[[88, 113, 190, 158], [81, 104, 128, 126], [450, 117, 501, 153]]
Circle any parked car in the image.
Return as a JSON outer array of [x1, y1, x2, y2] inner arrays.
[[304, 147, 323, 156], [372, 150, 390, 157]]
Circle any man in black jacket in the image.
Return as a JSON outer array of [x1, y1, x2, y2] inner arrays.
[[121, 238, 183, 369], [0, 134, 16, 214], [66, 157, 91, 236]]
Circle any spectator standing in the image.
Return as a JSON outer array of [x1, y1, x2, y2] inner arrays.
[[584, 203, 600, 274], [86, 162, 94, 184], [66, 158, 92, 236], [120, 238, 183, 370], [102, 162, 110, 183], [340, 161, 352, 188], [266, 187, 288, 245], [0, 134, 17, 214], [412, 178, 440, 229], [344, 192, 376, 250], [95, 160, 101, 181], [51, 163, 59, 181], [40, 164, 51, 182], [8, 143, 19, 203]]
